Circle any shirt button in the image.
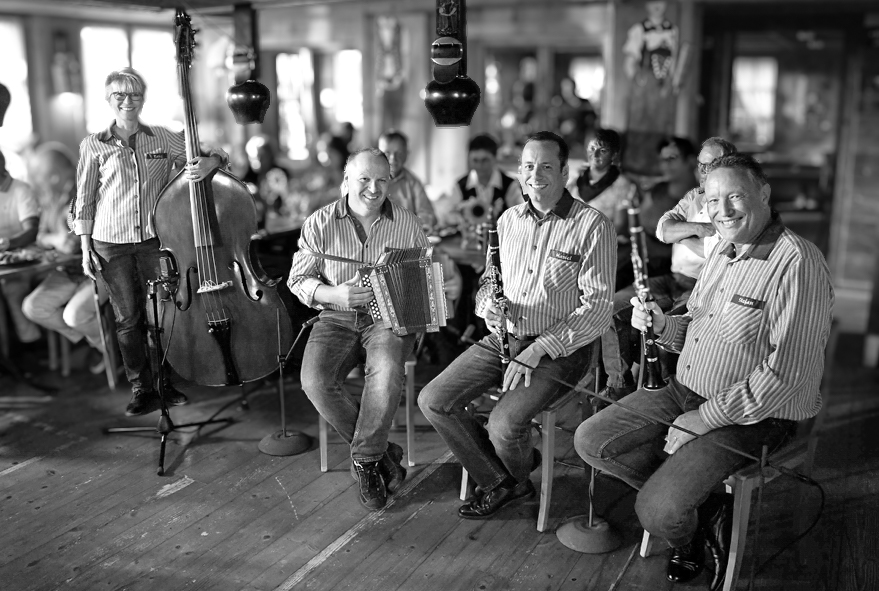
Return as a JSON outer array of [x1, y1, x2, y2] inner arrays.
[[720, 288, 725, 293], [686, 365, 691, 370], [694, 338, 699, 343], [709, 314, 714, 318], [528, 269, 533, 274], [522, 291, 527, 296], [532, 245, 537, 250]]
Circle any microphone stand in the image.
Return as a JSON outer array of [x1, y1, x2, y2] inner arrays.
[[103, 277, 235, 476], [256, 312, 316, 456]]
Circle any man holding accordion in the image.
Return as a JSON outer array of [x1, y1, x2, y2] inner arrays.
[[419, 132, 616, 519], [574, 153, 833, 591]]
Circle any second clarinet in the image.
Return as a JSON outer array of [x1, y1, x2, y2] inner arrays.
[[627, 191, 666, 390], [485, 225, 511, 365]]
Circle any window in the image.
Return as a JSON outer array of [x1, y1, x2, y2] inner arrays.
[[729, 57, 778, 148], [81, 26, 179, 133], [277, 50, 313, 161], [0, 18, 33, 175]]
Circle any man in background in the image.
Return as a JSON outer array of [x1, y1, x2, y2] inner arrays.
[[378, 129, 436, 229]]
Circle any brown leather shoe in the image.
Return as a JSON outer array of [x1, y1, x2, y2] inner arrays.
[[458, 479, 535, 519]]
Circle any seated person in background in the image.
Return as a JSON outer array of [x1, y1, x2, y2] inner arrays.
[[419, 132, 615, 520], [245, 135, 291, 226], [567, 127, 637, 237], [438, 133, 524, 228], [22, 143, 108, 373], [575, 153, 833, 591], [288, 148, 456, 512], [378, 129, 436, 229], [0, 148, 42, 346], [598, 135, 702, 398]]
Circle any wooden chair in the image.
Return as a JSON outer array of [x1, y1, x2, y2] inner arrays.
[[318, 350, 419, 472], [459, 341, 601, 532], [639, 322, 838, 591], [47, 331, 71, 377]]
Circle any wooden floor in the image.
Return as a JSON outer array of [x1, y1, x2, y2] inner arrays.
[[1, 334, 878, 591]]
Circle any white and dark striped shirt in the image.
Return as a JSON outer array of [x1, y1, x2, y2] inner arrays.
[[657, 214, 834, 429], [74, 121, 227, 244], [476, 191, 616, 359], [287, 196, 428, 311]]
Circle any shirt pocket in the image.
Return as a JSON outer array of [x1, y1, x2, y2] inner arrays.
[[719, 301, 763, 344], [543, 257, 579, 293]]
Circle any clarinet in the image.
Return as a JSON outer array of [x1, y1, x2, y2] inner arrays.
[[627, 190, 666, 390], [485, 225, 511, 365]]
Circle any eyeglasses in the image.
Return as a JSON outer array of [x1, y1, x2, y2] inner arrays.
[[111, 92, 144, 102], [659, 154, 679, 162]]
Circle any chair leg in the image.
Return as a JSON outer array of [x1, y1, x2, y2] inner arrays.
[[724, 478, 755, 591], [60, 336, 71, 377], [640, 530, 656, 558], [537, 408, 556, 532], [318, 415, 329, 473], [405, 359, 416, 467], [460, 467, 473, 501], [48, 331, 59, 371]]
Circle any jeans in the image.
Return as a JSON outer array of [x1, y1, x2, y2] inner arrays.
[[601, 273, 696, 388], [23, 270, 108, 351], [574, 376, 796, 547], [300, 310, 415, 462], [419, 333, 592, 490], [92, 238, 163, 392]]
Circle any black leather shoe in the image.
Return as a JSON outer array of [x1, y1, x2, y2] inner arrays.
[[124, 390, 162, 417], [700, 493, 734, 591], [458, 479, 535, 519], [666, 538, 705, 583], [352, 459, 387, 511], [161, 385, 189, 407], [380, 442, 407, 494]]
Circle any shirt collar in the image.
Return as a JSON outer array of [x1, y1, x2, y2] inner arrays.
[[718, 210, 784, 261], [333, 195, 395, 221], [97, 121, 155, 142], [465, 167, 503, 191], [518, 189, 575, 221], [0, 174, 12, 192]]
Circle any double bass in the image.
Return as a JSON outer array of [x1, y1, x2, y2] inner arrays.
[[153, 10, 293, 386]]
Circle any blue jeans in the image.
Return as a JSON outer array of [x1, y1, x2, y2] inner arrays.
[[419, 333, 593, 490], [574, 376, 796, 546], [92, 238, 163, 392], [601, 273, 696, 388], [300, 310, 415, 462]]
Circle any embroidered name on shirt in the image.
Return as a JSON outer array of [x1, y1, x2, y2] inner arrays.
[[731, 294, 764, 310], [146, 153, 168, 159], [549, 249, 581, 263]]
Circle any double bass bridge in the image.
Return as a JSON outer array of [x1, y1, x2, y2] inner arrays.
[[197, 280, 233, 294]]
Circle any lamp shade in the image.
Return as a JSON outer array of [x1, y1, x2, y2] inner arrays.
[[423, 75, 481, 128], [226, 79, 271, 125]]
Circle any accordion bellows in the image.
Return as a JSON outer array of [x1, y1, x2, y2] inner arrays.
[[359, 247, 450, 336]]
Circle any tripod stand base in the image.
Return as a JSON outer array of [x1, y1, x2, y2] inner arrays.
[[258, 430, 311, 456], [556, 515, 622, 554]]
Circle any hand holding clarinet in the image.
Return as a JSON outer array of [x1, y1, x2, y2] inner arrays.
[[626, 189, 667, 390]]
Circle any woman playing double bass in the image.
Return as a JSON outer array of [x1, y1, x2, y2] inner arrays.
[[73, 67, 229, 417]]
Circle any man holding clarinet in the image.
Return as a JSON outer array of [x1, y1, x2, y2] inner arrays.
[[419, 132, 616, 519], [574, 154, 833, 591]]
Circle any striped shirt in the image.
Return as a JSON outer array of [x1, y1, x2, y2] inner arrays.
[[476, 190, 616, 359], [287, 196, 429, 311], [655, 187, 720, 279], [74, 122, 227, 244], [657, 214, 834, 429], [386, 167, 437, 229]]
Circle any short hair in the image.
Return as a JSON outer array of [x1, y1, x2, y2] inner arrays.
[[34, 141, 76, 172], [344, 147, 389, 177], [468, 133, 499, 156], [701, 136, 737, 158], [706, 153, 768, 187], [657, 136, 696, 160], [104, 67, 147, 101], [379, 129, 408, 149], [523, 131, 569, 169], [590, 128, 622, 156]]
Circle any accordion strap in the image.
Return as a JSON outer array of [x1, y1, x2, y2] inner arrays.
[[300, 248, 364, 266]]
